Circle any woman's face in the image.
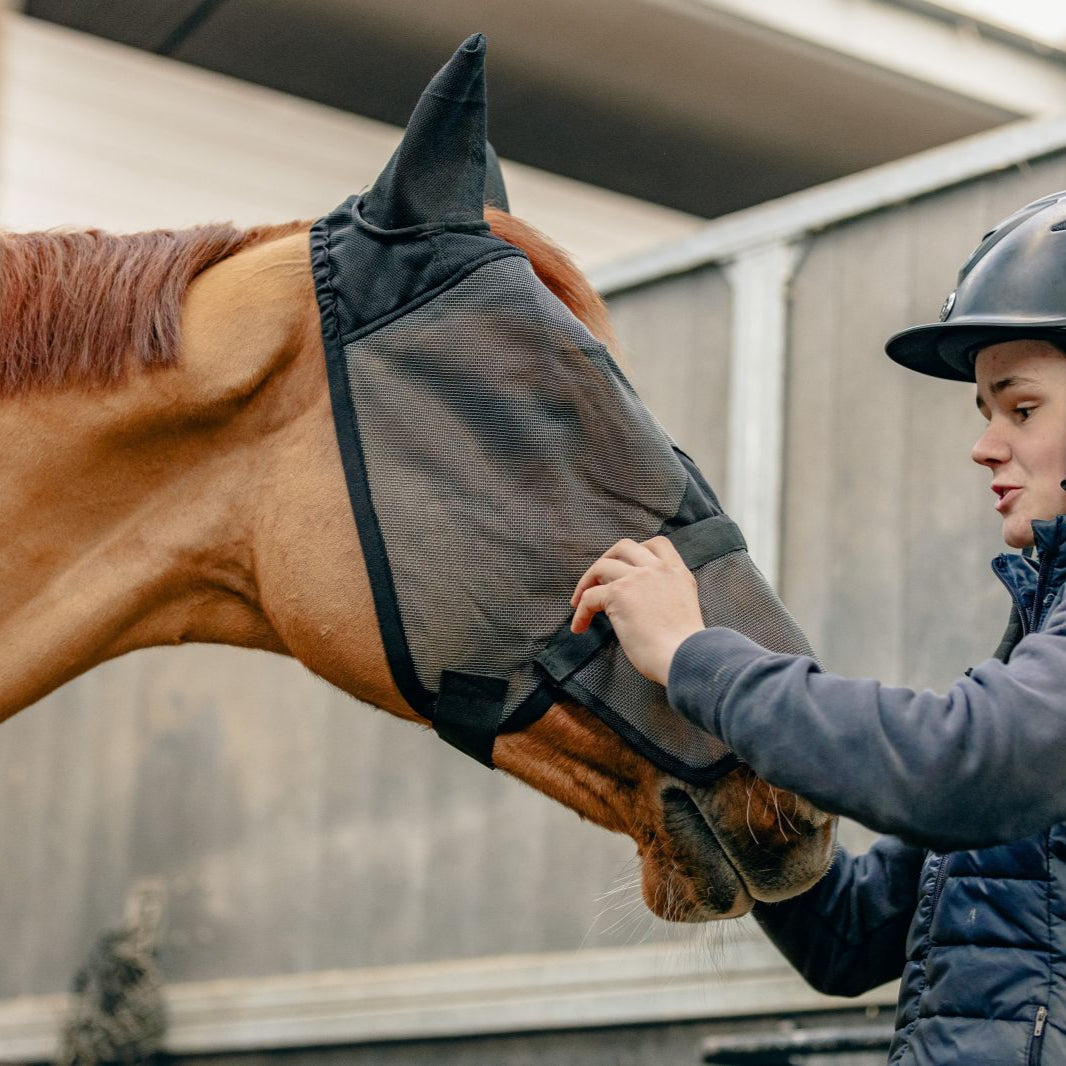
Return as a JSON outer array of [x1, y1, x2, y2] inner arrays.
[[973, 339, 1066, 549]]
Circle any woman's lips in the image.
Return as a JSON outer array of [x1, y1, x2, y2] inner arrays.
[[995, 487, 1021, 513]]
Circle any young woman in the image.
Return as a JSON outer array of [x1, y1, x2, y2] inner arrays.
[[570, 190, 1066, 1064]]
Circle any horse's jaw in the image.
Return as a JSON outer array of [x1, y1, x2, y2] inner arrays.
[[491, 702, 835, 922]]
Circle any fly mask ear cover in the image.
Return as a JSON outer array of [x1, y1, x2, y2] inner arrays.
[[310, 34, 816, 785]]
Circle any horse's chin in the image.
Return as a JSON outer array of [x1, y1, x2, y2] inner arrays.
[[639, 788, 753, 921]]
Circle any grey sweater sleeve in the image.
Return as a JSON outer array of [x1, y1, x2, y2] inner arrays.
[[666, 599, 1066, 851], [752, 836, 923, 996]]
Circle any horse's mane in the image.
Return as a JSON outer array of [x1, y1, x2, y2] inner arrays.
[[484, 208, 616, 349], [0, 210, 613, 395]]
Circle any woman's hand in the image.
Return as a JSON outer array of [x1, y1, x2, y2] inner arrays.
[[570, 536, 705, 686]]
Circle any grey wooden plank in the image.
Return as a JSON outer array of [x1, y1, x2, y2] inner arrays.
[[607, 267, 731, 492], [155, 1006, 892, 1066], [894, 182, 1007, 687], [783, 210, 912, 682]]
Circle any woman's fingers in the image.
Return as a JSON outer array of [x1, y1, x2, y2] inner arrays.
[[641, 535, 685, 565], [606, 538, 659, 565], [571, 583, 611, 634], [566, 534, 705, 684], [570, 538, 658, 606], [569, 558, 631, 608]]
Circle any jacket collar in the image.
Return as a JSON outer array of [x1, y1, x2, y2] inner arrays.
[[1034, 515, 1066, 604], [993, 515, 1066, 624], [1031, 514, 1066, 563]]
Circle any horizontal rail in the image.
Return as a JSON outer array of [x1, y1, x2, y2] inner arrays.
[[0, 938, 897, 1061], [592, 114, 1066, 296]]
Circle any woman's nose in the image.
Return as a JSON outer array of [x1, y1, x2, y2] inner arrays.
[[972, 422, 1010, 467]]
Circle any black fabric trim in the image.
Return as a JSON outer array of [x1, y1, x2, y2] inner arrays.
[[559, 674, 740, 787], [669, 514, 746, 569], [433, 670, 509, 767], [342, 246, 524, 346], [317, 194, 525, 341], [498, 682, 558, 734], [536, 613, 615, 685], [310, 220, 433, 716], [670, 448, 725, 521]]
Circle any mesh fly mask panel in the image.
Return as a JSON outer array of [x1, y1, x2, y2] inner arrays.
[[310, 34, 816, 784]]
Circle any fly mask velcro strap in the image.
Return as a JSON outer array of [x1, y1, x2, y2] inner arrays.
[[429, 514, 747, 767], [434, 670, 510, 766], [536, 514, 746, 687]]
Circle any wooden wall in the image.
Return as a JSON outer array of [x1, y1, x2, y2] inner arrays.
[[2, 647, 657, 999], [780, 156, 1066, 687], [0, 16, 701, 265], [608, 267, 733, 492], [607, 151, 1066, 688]]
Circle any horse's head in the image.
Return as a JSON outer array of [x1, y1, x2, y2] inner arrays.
[[241, 34, 834, 920]]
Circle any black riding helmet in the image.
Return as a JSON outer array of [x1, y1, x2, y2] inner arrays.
[[886, 190, 1066, 382]]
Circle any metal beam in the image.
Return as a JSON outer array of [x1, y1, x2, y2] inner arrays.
[[592, 113, 1066, 295], [724, 242, 802, 586]]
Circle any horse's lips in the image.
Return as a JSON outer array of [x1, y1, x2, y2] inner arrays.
[[659, 787, 753, 916], [672, 781, 834, 909]]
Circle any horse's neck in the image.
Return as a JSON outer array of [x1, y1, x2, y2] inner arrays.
[[0, 232, 314, 721]]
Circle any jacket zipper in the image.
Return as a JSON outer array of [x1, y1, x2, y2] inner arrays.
[[1029, 1006, 1048, 1066], [1030, 546, 1057, 631], [929, 854, 950, 915], [993, 521, 1064, 633]]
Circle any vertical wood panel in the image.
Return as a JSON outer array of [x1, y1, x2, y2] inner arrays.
[[0, 643, 653, 998], [785, 213, 911, 681], [607, 267, 732, 491], [784, 154, 1066, 689]]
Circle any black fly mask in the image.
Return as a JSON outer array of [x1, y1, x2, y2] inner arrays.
[[310, 34, 814, 785]]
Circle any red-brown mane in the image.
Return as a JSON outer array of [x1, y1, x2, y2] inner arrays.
[[0, 221, 306, 395], [0, 210, 611, 395], [484, 207, 617, 348]]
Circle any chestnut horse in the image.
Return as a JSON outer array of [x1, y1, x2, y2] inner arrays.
[[0, 208, 833, 922]]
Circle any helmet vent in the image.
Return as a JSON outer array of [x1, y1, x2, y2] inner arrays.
[[1051, 220, 1066, 232]]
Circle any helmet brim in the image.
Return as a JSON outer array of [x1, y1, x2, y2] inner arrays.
[[885, 320, 1066, 383]]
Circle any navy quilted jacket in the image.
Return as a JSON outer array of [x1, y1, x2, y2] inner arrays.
[[666, 515, 1066, 1064]]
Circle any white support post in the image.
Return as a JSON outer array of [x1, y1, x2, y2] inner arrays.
[[724, 241, 801, 589]]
